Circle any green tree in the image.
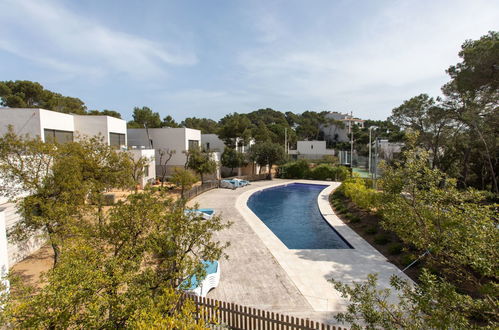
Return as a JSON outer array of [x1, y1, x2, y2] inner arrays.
[[221, 147, 247, 176], [186, 147, 217, 182], [217, 113, 253, 148], [127, 106, 162, 128], [443, 31, 498, 193], [170, 168, 198, 198], [389, 94, 454, 169], [87, 109, 122, 119], [162, 115, 180, 128], [0, 130, 135, 266], [2, 192, 230, 327], [0, 80, 87, 114], [249, 142, 285, 178], [332, 271, 477, 329], [181, 117, 219, 134]]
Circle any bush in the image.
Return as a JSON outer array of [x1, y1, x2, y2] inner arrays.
[[309, 164, 350, 181], [400, 253, 417, 267], [350, 215, 362, 223], [280, 160, 309, 179], [365, 226, 378, 235], [388, 242, 403, 255], [374, 234, 391, 245], [338, 177, 380, 211]]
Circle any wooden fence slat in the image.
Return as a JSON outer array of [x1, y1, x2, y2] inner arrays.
[[182, 293, 344, 330]]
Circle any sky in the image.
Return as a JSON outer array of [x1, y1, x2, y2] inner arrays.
[[0, 0, 498, 122]]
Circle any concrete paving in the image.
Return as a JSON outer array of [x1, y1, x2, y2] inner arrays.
[[189, 179, 412, 324]]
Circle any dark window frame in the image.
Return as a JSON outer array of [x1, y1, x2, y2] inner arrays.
[[109, 132, 126, 148], [44, 129, 74, 144]]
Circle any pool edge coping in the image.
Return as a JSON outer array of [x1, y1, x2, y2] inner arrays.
[[235, 179, 414, 313]]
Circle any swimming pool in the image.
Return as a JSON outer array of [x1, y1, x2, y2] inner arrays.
[[247, 183, 352, 249]]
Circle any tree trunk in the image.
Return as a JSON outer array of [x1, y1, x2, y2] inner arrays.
[[45, 224, 60, 268], [51, 242, 60, 268]]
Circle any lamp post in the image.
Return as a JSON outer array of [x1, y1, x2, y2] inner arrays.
[[368, 126, 378, 177]]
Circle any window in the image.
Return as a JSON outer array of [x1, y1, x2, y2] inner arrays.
[[311, 145, 314, 149], [206, 142, 210, 150], [188, 139, 199, 150], [144, 165, 149, 177], [110, 133, 126, 148], [44, 129, 73, 144]]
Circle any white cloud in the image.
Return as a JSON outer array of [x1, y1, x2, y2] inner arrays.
[[0, 0, 197, 79], [238, 0, 499, 119]]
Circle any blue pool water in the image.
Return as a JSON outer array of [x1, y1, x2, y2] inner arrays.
[[247, 183, 352, 249]]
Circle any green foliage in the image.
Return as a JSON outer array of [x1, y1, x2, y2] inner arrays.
[[279, 160, 309, 179], [2, 192, 230, 327], [170, 168, 198, 198], [374, 234, 390, 245], [87, 109, 122, 118], [332, 271, 478, 329], [365, 226, 378, 235], [0, 129, 135, 266], [217, 112, 253, 147], [349, 215, 361, 223], [400, 254, 417, 267], [162, 115, 180, 128], [387, 242, 403, 255], [186, 147, 217, 182], [308, 164, 350, 181], [221, 148, 247, 175], [181, 117, 219, 134], [128, 106, 162, 128], [339, 177, 380, 211], [249, 142, 285, 178], [380, 136, 499, 283], [0, 80, 87, 114]]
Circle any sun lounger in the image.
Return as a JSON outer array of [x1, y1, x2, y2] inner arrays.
[[182, 260, 220, 297], [185, 208, 216, 220]]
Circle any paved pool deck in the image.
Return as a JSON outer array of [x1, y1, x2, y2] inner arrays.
[[189, 179, 412, 324]]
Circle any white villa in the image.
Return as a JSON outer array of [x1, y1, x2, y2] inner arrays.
[[0, 108, 127, 147], [0, 108, 155, 270], [128, 127, 203, 177], [201, 134, 258, 177], [288, 140, 335, 160], [322, 111, 365, 143]]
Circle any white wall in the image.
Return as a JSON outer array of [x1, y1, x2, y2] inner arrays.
[[0, 108, 42, 139], [125, 148, 156, 187], [296, 141, 331, 155], [39, 109, 74, 141], [2, 203, 45, 266], [73, 115, 109, 143], [128, 128, 201, 167], [73, 115, 127, 145], [107, 116, 127, 143], [0, 207, 9, 291]]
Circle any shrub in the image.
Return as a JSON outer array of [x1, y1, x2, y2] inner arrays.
[[374, 234, 391, 245], [388, 242, 403, 255], [309, 164, 350, 181], [350, 215, 362, 223], [365, 226, 378, 235], [339, 177, 380, 211], [400, 253, 417, 267], [280, 160, 309, 179], [344, 213, 353, 220], [330, 166, 350, 181]]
